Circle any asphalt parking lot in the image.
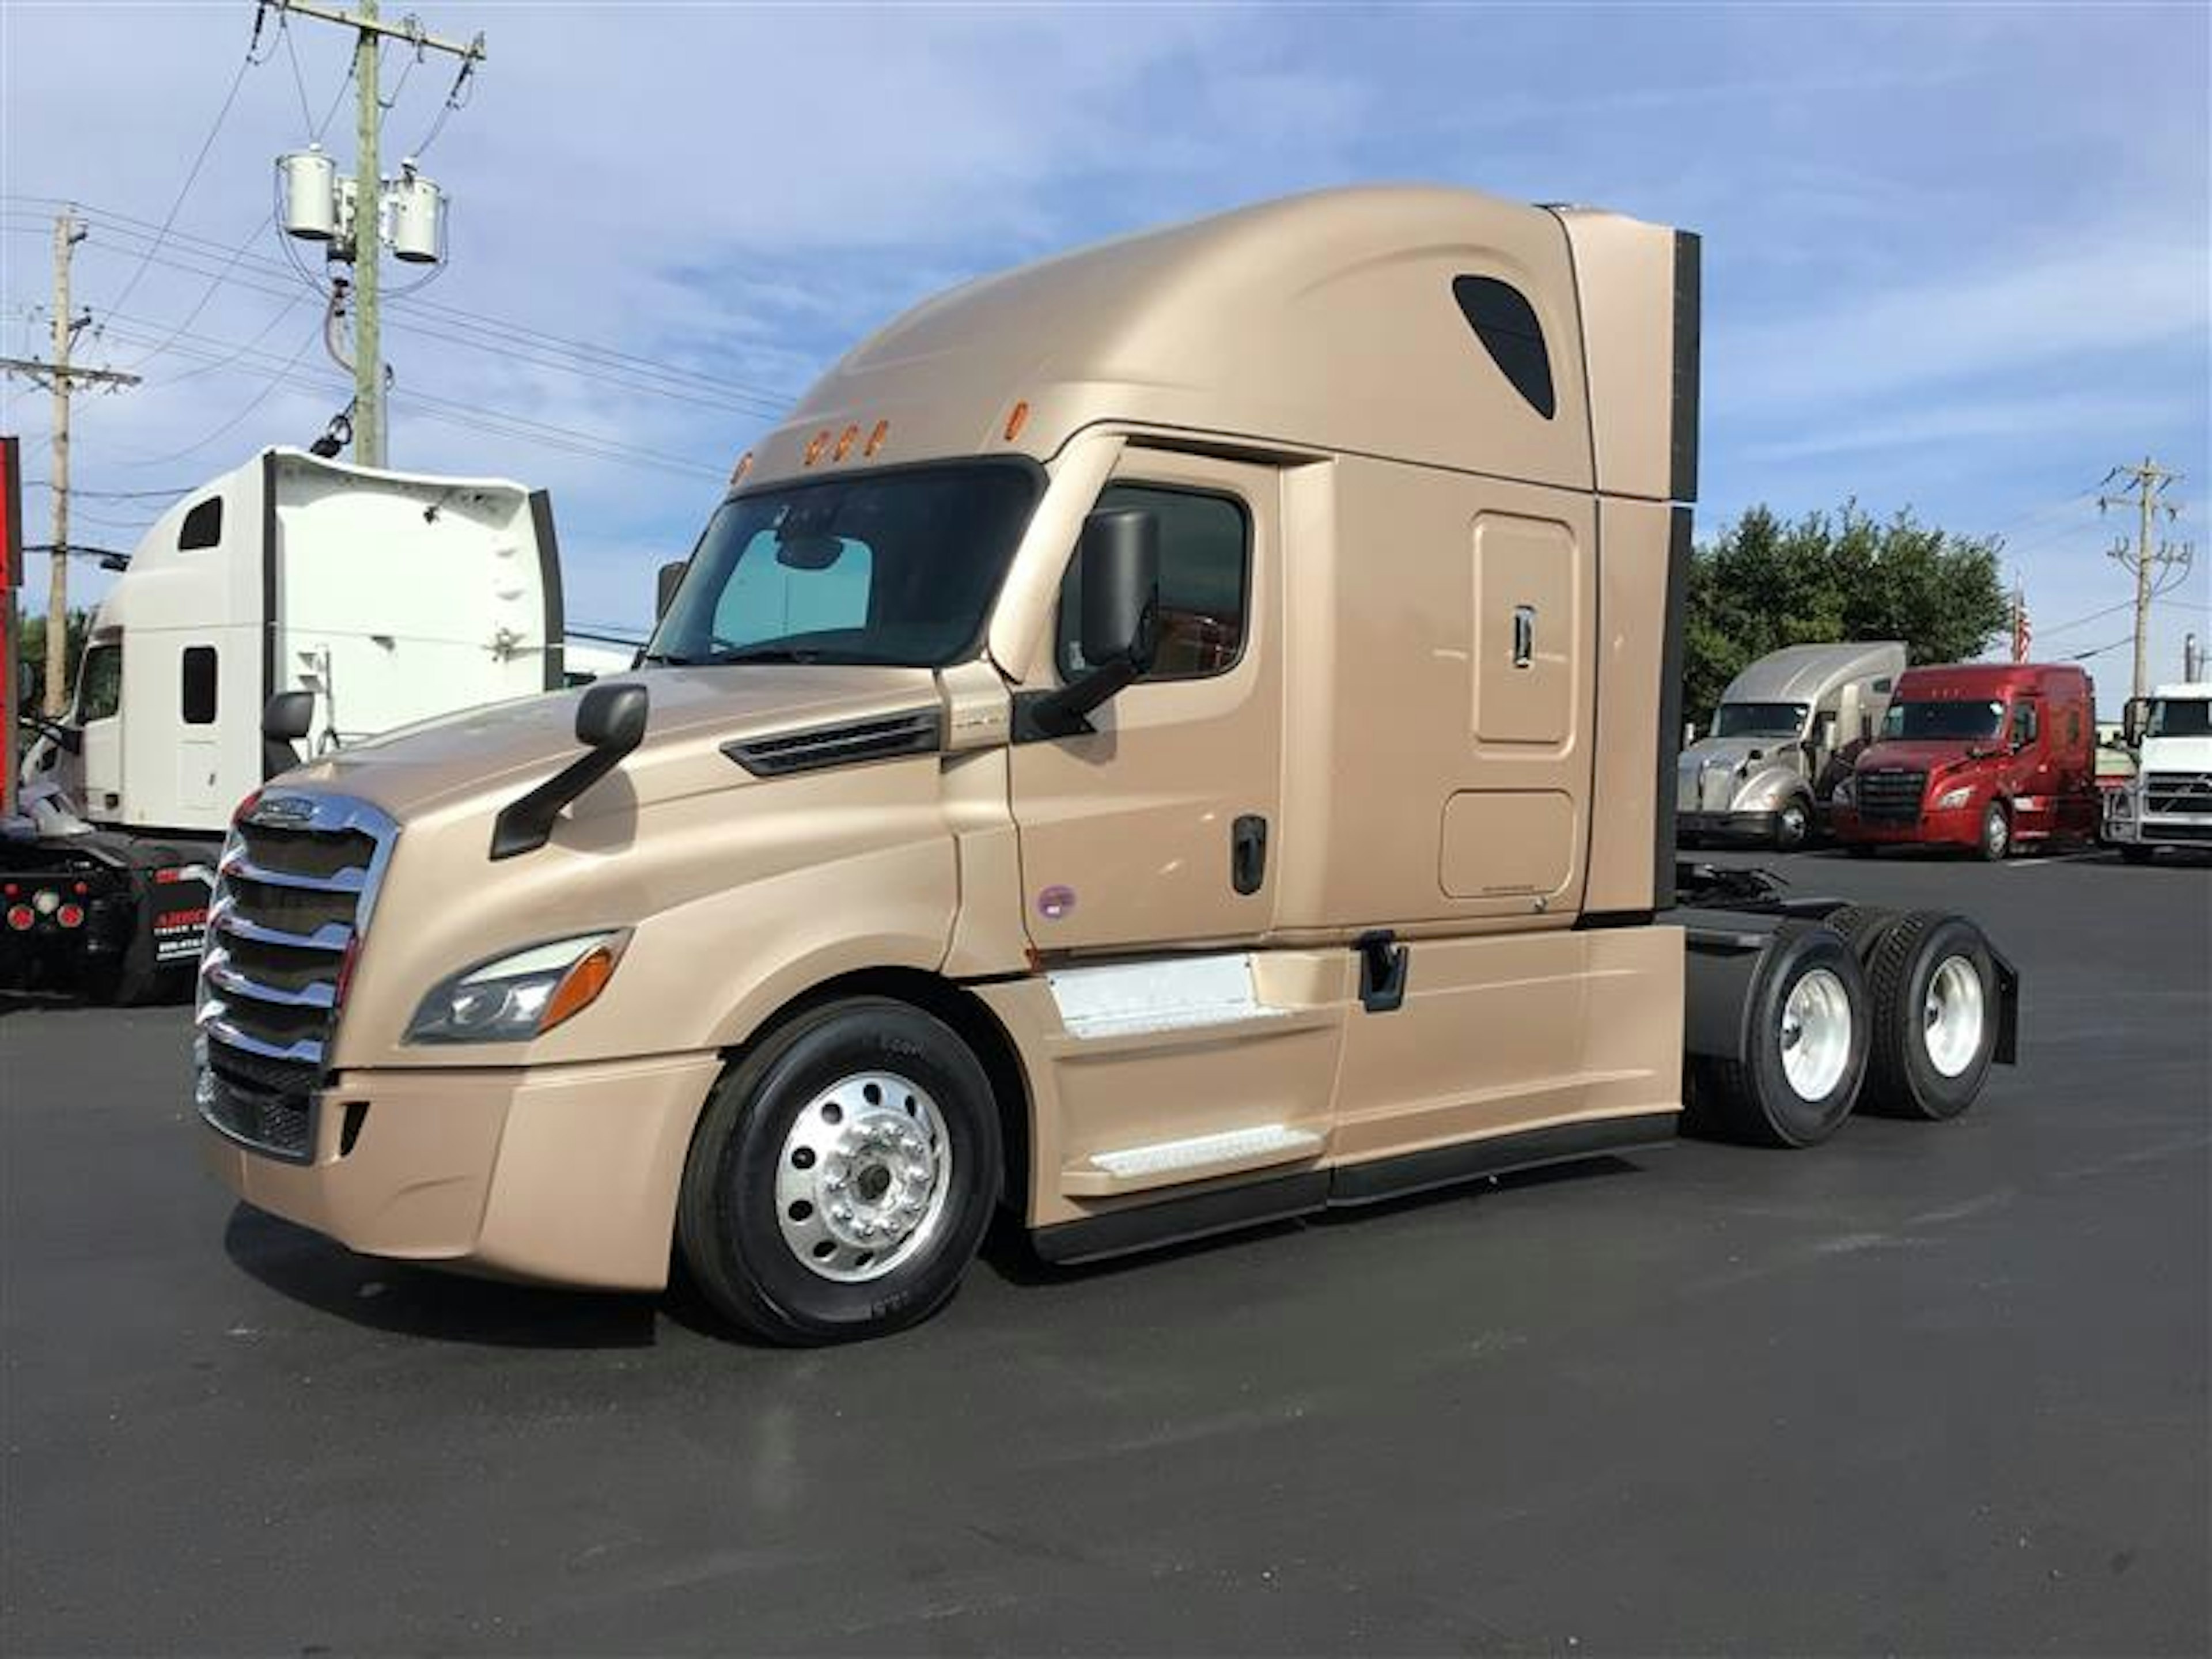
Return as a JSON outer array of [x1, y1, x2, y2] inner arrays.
[[3, 847, 2207, 1656]]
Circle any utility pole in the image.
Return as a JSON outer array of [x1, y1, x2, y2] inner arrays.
[[272, 0, 484, 469], [2098, 456, 2193, 706], [0, 210, 141, 714]]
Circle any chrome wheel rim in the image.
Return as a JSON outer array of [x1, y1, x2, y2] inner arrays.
[[774, 1071, 952, 1283], [1922, 956, 1986, 1078], [1778, 967, 1852, 1101], [1986, 807, 2008, 856]]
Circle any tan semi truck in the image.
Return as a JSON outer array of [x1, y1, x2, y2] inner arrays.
[[195, 187, 2016, 1343]]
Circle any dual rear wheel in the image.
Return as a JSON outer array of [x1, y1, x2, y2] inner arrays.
[[1692, 909, 1999, 1147]]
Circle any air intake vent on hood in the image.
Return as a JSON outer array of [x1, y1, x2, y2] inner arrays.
[[723, 709, 944, 778]]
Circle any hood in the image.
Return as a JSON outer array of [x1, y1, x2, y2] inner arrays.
[[2138, 733, 2212, 771], [281, 664, 944, 821], [1854, 738, 1996, 774], [1680, 735, 1797, 776]]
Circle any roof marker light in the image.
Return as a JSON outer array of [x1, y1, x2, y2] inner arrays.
[[730, 450, 754, 486], [834, 424, 859, 461], [865, 419, 889, 457], [804, 430, 831, 467], [1003, 400, 1030, 443]]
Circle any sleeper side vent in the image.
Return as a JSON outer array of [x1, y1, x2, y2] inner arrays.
[[723, 709, 944, 778]]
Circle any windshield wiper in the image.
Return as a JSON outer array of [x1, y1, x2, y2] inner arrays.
[[707, 645, 828, 666]]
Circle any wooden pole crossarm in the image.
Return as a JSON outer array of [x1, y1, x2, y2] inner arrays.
[[273, 0, 485, 61]]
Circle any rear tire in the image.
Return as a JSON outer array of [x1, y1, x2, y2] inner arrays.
[[1857, 910, 1998, 1120], [1692, 921, 1870, 1149], [677, 997, 1001, 1345], [1820, 904, 1897, 959], [1976, 801, 2011, 862]]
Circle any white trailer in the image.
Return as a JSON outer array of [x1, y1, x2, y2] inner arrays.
[[7, 447, 563, 999]]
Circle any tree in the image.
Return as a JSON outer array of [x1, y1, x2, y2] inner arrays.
[[1684, 502, 2010, 723], [14, 608, 92, 716]]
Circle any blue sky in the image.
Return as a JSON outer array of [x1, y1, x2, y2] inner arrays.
[[4, 2, 2207, 702]]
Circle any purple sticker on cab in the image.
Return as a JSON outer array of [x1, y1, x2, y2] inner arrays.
[[1036, 884, 1077, 921]]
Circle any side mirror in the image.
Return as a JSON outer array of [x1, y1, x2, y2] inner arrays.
[[575, 680, 648, 751], [2122, 698, 2146, 747], [655, 560, 686, 619], [1012, 509, 1161, 743], [263, 690, 315, 744], [1078, 508, 1160, 671]]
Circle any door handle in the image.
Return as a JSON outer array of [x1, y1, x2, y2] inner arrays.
[[1231, 814, 1268, 896], [1512, 604, 1536, 669]]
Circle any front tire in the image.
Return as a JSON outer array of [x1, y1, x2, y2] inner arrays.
[[677, 997, 1002, 1344], [1976, 801, 2011, 861], [1774, 797, 1812, 851], [1858, 911, 1999, 1120]]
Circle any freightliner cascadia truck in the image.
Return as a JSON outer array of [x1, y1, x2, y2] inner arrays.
[[195, 188, 2016, 1344]]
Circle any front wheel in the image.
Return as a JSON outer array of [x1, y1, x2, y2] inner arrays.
[[1774, 798, 1812, 851], [1976, 801, 2010, 861], [677, 997, 1002, 1344]]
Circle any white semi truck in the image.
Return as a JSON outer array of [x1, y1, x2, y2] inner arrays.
[[5, 446, 563, 1000], [2104, 683, 2212, 862]]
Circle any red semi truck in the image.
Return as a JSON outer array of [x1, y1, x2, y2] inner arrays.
[[1831, 661, 2099, 859]]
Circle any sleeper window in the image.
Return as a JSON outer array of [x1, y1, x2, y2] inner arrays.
[[181, 646, 218, 726], [178, 497, 222, 551], [1057, 484, 1249, 683]]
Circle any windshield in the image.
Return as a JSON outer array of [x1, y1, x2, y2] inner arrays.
[[645, 462, 1039, 669], [1881, 699, 2005, 743], [1711, 702, 1808, 738], [2146, 698, 2211, 739]]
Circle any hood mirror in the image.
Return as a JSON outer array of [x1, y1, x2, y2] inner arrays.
[[491, 681, 652, 861]]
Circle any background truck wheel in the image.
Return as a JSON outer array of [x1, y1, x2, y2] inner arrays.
[[1976, 801, 2010, 861], [1774, 797, 1811, 850], [2119, 844, 2155, 866], [1856, 910, 1998, 1120], [1690, 922, 1870, 1149], [677, 995, 1001, 1346]]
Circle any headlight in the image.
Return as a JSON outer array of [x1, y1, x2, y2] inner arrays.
[[1934, 785, 1975, 810], [1834, 776, 1855, 806], [2110, 791, 2132, 816], [405, 931, 628, 1045]]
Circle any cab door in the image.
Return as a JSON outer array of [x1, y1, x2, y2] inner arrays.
[[1008, 450, 1280, 953], [73, 632, 125, 819]]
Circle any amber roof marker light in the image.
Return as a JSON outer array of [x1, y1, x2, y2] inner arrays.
[[803, 430, 831, 466], [1003, 400, 1030, 443], [834, 424, 861, 461], [729, 450, 754, 487], [864, 419, 890, 457]]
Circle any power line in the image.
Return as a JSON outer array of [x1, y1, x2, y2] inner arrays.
[[98, 8, 272, 321], [118, 314, 329, 468]]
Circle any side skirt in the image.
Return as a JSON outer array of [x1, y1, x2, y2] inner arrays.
[[1030, 1110, 1679, 1266]]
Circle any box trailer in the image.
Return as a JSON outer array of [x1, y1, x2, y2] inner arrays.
[[191, 187, 2017, 1343]]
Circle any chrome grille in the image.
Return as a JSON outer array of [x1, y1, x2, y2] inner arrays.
[[196, 792, 396, 1162], [2143, 771, 2212, 815], [1855, 768, 1927, 824]]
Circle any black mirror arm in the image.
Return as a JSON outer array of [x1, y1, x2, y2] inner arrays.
[[490, 743, 634, 860], [1012, 653, 1146, 743]]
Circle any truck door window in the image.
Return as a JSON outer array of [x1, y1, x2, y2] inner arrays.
[[177, 497, 222, 551], [1056, 483, 1249, 683], [77, 641, 123, 723], [181, 645, 219, 725]]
